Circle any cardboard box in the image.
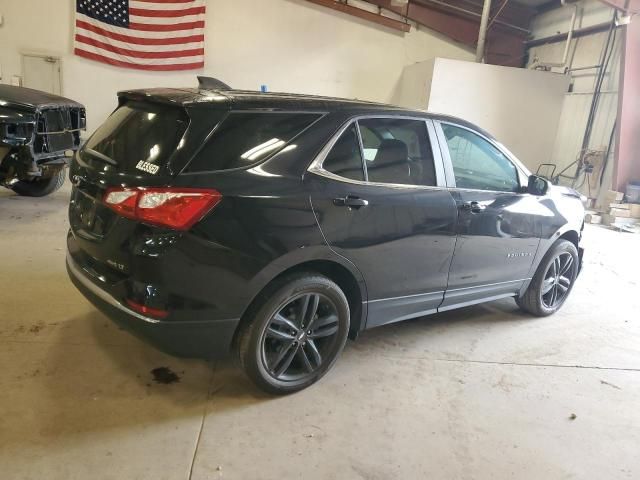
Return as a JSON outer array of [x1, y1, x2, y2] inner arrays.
[[610, 202, 629, 210], [610, 207, 631, 218], [605, 190, 625, 204], [609, 203, 640, 218], [602, 214, 638, 226]]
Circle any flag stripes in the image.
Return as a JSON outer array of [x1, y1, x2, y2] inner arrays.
[[74, 0, 205, 71]]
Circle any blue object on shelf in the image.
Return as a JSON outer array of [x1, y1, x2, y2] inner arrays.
[[260, 85, 268, 93], [626, 182, 640, 204]]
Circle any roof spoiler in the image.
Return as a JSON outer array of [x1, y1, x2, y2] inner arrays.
[[197, 76, 232, 90]]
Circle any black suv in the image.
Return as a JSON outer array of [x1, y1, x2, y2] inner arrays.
[[67, 86, 584, 394]]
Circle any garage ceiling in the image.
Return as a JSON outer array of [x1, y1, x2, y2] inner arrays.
[[361, 0, 538, 66], [310, 0, 574, 66]]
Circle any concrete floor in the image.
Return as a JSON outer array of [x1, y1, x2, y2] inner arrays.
[[1, 182, 639, 480]]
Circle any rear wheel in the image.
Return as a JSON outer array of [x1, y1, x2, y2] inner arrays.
[[517, 239, 578, 316], [11, 168, 66, 197], [238, 273, 350, 395]]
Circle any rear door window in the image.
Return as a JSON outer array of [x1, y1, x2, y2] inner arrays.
[[81, 101, 188, 175], [358, 118, 436, 186], [187, 112, 321, 172]]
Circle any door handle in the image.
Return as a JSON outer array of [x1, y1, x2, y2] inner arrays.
[[333, 195, 369, 209], [460, 201, 485, 213]]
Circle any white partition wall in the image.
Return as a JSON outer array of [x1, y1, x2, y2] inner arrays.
[[392, 58, 570, 174]]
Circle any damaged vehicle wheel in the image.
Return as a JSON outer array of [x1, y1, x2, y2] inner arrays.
[[11, 168, 66, 197]]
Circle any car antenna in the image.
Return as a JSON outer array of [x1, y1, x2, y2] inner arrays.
[[197, 76, 232, 90]]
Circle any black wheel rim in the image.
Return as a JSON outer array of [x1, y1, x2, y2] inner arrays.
[[541, 252, 575, 309], [261, 293, 340, 382]]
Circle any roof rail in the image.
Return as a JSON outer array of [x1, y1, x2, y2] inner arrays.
[[197, 76, 232, 90]]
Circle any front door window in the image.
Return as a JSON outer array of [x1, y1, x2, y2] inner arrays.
[[441, 124, 519, 192]]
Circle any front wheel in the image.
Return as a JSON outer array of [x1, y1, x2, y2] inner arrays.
[[517, 239, 579, 316], [238, 273, 350, 395], [11, 168, 66, 197]]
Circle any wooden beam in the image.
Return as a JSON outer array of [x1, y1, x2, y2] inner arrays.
[[305, 0, 411, 32]]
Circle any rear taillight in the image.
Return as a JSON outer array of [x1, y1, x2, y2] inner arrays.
[[126, 299, 169, 319], [104, 187, 221, 230]]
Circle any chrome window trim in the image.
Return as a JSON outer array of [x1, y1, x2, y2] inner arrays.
[[307, 114, 448, 190], [434, 120, 531, 192]]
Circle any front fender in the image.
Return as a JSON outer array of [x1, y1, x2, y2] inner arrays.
[[520, 190, 584, 293]]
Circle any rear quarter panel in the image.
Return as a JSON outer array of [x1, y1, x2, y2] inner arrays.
[[171, 159, 367, 324]]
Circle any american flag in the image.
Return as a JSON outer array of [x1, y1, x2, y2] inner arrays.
[[74, 0, 205, 71]]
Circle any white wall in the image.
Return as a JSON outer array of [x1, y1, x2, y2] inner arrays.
[[527, 0, 620, 204], [0, 0, 473, 132], [389, 59, 435, 109], [393, 57, 570, 173]]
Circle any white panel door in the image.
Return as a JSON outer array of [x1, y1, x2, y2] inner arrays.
[[22, 54, 61, 95]]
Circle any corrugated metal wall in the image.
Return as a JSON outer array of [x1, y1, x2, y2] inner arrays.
[[527, 1, 621, 206]]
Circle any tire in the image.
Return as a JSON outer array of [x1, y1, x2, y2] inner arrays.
[[11, 168, 66, 197], [238, 273, 350, 395], [516, 239, 579, 317]]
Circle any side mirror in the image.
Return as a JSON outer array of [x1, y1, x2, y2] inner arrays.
[[528, 175, 549, 196]]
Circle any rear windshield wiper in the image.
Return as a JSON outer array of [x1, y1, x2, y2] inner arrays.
[[82, 148, 118, 166]]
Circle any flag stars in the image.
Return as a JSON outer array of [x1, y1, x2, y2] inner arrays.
[[76, 0, 129, 27]]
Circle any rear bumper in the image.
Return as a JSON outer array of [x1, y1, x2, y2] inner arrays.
[[66, 252, 239, 358]]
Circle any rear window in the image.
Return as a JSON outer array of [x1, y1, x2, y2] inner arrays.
[[186, 112, 321, 172], [81, 101, 188, 175]]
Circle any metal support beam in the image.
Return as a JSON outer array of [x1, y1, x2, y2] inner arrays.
[[533, 1, 578, 69], [476, 0, 492, 62], [525, 21, 620, 47], [488, 0, 510, 29]]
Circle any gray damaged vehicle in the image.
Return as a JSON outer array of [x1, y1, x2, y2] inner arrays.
[[0, 85, 85, 196]]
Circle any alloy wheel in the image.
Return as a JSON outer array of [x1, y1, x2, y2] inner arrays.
[[541, 252, 575, 309], [261, 293, 340, 381]]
